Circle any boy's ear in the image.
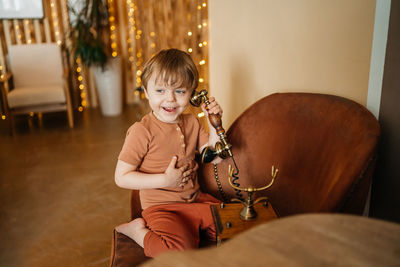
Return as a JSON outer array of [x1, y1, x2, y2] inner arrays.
[[143, 87, 149, 99]]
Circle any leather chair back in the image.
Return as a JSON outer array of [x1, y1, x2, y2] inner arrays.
[[198, 93, 380, 216]]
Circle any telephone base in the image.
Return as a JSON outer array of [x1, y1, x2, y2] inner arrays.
[[210, 202, 278, 245]]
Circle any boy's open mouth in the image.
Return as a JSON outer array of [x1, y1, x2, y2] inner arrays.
[[162, 107, 177, 113]]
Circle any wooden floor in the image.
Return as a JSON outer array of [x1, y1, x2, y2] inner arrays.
[[0, 103, 149, 267]]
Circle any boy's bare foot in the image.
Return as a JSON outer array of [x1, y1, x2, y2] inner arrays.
[[115, 218, 149, 248]]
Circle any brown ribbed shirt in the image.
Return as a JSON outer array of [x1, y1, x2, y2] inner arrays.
[[118, 112, 209, 209]]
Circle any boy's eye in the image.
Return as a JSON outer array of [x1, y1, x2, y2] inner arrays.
[[176, 89, 186, 94], [156, 89, 164, 93]]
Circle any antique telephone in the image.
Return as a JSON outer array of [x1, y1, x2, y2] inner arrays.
[[190, 90, 278, 220]]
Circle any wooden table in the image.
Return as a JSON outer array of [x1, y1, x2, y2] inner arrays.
[[141, 214, 400, 267]]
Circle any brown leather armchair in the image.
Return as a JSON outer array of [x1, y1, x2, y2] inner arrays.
[[110, 93, 380, 267]]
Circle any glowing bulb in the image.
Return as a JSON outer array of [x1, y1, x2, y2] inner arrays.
[[78, 107, 83, 112], [151, 43, 156, 48], [81, 100, 87, 107], [1, 115, 6, 120], [76, 67, 81, 72], [202, 3, 206, 7], [199, 43, 203, 47], [150, 32, 155, 37], [199, 78, 204, 83], [197, 112, 205, 118], [78, 76, 83, 81], [80, 92, 85, 98], [29, 112, 34, 117], [188, 48, 193, 53], [137, 29, 142, 35], [198, 24, 202, 29], [199, 60, 206, 65], [136, 70, 142, 76], [203, 22, 207, 27], [110, 25, 115, 30], [203, 41, 207, 46], [112, 51, 118, 57], [111, 42, 117, 48], [188, 31, 192, 36], [79, 84, 84, 90], [197, 5, 201, 10]]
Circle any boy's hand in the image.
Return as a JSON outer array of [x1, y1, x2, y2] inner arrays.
[[163, 156, 198, 188], [201, 97, 223, 117]]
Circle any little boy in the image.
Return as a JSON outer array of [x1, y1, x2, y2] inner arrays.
[[115, 48, 223, 257]]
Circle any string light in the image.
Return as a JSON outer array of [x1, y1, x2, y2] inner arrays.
[[76, 57, 86, 111], [24, 20, 32, 44], [50, 0, 61, 45], [15, 22, 22, 42], [126, 0, 141, 88], [108, 0, 118, 57]]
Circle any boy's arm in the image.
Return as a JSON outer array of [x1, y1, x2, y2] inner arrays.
[[115, 160, 166, 189], [115, 157, 193, 190]]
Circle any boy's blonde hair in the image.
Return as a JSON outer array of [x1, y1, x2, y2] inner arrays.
[[141, 49, 199, 92]]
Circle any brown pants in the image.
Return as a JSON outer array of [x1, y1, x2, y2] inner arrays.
[[142, 192, 220, 257]]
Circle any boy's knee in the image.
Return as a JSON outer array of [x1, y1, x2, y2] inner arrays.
[[144, 234, 197, 257], [161, 235, 198, 251]]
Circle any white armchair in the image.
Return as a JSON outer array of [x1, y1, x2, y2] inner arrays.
[[1, 43, 74, 131]]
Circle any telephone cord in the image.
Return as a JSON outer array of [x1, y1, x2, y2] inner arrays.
[[230, 156, 244, 201], [213, 163, 228, 203]]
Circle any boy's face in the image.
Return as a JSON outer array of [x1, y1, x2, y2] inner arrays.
[[144, 74, 191, 124]]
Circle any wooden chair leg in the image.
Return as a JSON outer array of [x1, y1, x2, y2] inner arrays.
[[67, 108, 74, 128], [8, 112, 15, 136], [38, 112, 43, 128], [65, 94, 74, 128]]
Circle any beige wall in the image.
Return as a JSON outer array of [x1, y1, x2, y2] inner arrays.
[[208, 0, 376, 127]]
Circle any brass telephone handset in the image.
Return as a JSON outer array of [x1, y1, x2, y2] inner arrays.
[[190, 90, 232, 163]]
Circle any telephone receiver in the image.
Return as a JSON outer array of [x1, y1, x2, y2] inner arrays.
[[190, 89, 233, 163]]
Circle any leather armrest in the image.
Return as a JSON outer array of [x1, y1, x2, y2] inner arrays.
[[110, 230, 149, 267]]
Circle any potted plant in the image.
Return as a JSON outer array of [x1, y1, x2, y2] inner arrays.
[[68, 0, 122, 116]]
